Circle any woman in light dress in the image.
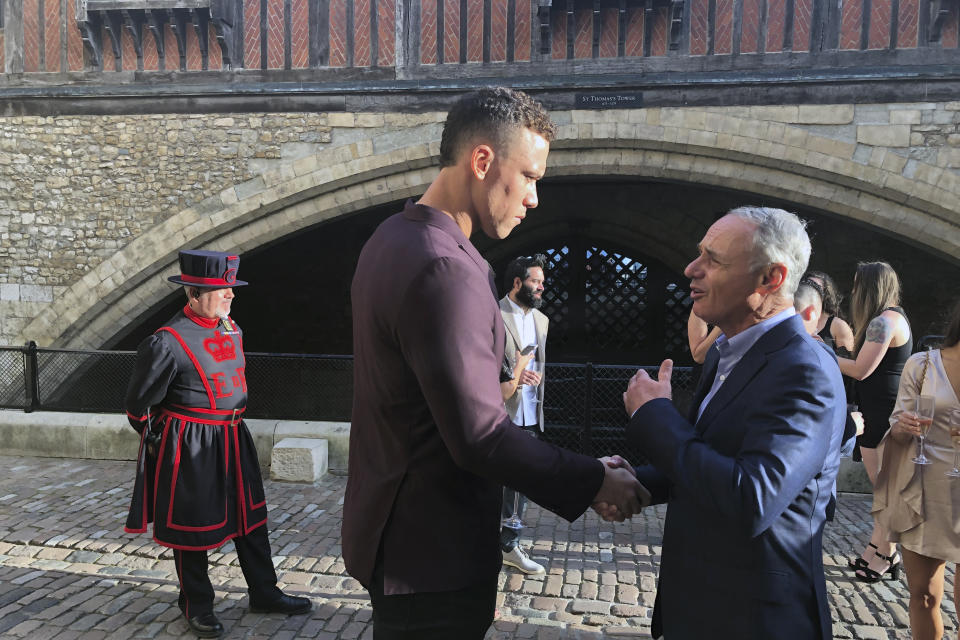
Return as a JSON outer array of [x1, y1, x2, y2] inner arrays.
[[873, 300, 960, 640]]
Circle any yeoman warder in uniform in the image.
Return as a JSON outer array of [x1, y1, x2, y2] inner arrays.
[[123, 250, 310, 638]]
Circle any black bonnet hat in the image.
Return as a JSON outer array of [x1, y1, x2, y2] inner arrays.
[[168, 250, 248, 288]]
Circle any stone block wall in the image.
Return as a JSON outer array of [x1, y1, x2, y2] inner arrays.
[[0, 113, 331, 283], [0, 110, 446, 345], [1, 102, 959, 348]]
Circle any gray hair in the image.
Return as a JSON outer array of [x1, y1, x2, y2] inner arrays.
[[793, 281, 822, 313], [727, 206, 811, 298]]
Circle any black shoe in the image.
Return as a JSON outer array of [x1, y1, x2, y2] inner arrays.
[[855, 551, 902, 583], [249, 593, 312, 615], [186, 612, 224, 638], [847, 542, 878, 570]]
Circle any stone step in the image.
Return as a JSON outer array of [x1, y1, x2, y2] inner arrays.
[[270, 437, 328, 483]]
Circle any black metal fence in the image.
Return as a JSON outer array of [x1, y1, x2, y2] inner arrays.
[[539, 363, 696, 463], [4, 335, 950, 461], [0, 343, 697, 460], [0, 343, 356, 421]]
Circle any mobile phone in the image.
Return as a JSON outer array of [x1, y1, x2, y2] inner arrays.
[[520, 344, 537, 356]]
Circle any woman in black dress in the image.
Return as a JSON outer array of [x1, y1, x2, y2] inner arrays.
[[837, 262, 912, 581], [805, 270, 855, 354]]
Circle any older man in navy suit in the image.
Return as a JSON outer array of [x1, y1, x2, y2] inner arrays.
[[614, 207, 846, 640]]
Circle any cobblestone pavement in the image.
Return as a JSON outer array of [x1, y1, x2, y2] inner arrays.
[[0, 455, 955, 639]]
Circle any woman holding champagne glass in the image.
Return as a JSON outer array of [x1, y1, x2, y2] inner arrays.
[[872, 300, 960, 640], [838, 262, 912, 580]]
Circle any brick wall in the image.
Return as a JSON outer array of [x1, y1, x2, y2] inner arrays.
[[9, 0, 957, 74]]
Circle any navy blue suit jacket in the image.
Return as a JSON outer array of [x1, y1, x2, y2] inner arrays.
[[629, 314, 846, 640]]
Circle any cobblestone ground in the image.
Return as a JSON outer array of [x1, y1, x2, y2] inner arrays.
[[0, 455, 955, 639]]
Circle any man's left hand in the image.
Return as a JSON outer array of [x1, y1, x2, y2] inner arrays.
[[623, 359, 673, 417]]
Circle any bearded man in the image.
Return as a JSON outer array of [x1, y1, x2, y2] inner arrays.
[[498, 253, 550, 574]]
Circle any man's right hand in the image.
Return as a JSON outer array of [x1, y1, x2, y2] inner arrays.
[[517, 369, 541, 386], [592, 461, 650, 521]]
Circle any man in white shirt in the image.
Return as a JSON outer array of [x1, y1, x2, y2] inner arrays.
[[498, 254, 549, 574]]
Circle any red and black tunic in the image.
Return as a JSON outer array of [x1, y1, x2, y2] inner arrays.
[[124, 305, 268, 551]]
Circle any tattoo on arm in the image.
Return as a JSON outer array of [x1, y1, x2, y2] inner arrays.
[[865, 317, 889, 344]]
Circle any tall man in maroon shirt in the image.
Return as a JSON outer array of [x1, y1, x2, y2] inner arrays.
[[342, 88, 647, 639]]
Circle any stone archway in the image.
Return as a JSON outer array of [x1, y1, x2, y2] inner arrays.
[[23, 106, 960, 348]]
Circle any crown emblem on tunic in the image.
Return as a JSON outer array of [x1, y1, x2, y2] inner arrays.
[[203, 331, 236, 362]]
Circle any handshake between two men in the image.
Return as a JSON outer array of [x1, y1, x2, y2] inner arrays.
[[590, 359, 674, 522]]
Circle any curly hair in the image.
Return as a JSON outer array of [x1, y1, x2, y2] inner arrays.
[[439, 87, 556, 168]]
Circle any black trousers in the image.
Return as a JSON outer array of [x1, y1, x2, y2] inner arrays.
[[173, 525, 281, 618], [367, 563, 497, 640]]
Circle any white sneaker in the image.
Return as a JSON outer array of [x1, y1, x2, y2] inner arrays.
[[502, 546, 545, 575]]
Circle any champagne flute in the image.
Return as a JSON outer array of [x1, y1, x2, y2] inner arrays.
[[946, 408, 960, 478], [911, 395, 935, 465], [502, 490, 523, 530]]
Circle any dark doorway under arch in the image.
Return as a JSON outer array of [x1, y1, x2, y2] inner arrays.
[[111, 197, 693, 367], [111, 178, 960, 363]]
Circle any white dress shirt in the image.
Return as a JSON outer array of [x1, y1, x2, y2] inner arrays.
[[508, 297, 539, 427]]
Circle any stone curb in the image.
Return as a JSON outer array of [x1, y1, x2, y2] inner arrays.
[[0, 409, 351, 473]]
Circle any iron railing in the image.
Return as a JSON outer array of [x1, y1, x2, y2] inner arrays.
[[539, 363, 697, 463], [0, 344, 700, 460], [4, 338, 949, 461], [0, 343, 356, 420]]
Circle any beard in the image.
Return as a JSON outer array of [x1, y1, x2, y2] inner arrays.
[[517, 283, 544, 310]]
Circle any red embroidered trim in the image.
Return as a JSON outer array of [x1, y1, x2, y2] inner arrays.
[[246, 517, 268, 535], [165, 422, 229, 532], [150, 415, 172, 538], [170, 403, 245, 416], [159, 408, 243, 426], [157, 327, 216, 409], [233, 425, 248, 533], [183, 305, 219, 328], [120, 427, 150, 535], [180, 274, 230, 287], [238, 333, 246, 370], [139, 427, 148, 529], [236, 423, 266, 512]]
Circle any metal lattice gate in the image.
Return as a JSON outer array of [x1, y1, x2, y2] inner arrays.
[[498, 240, 693, 365]]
